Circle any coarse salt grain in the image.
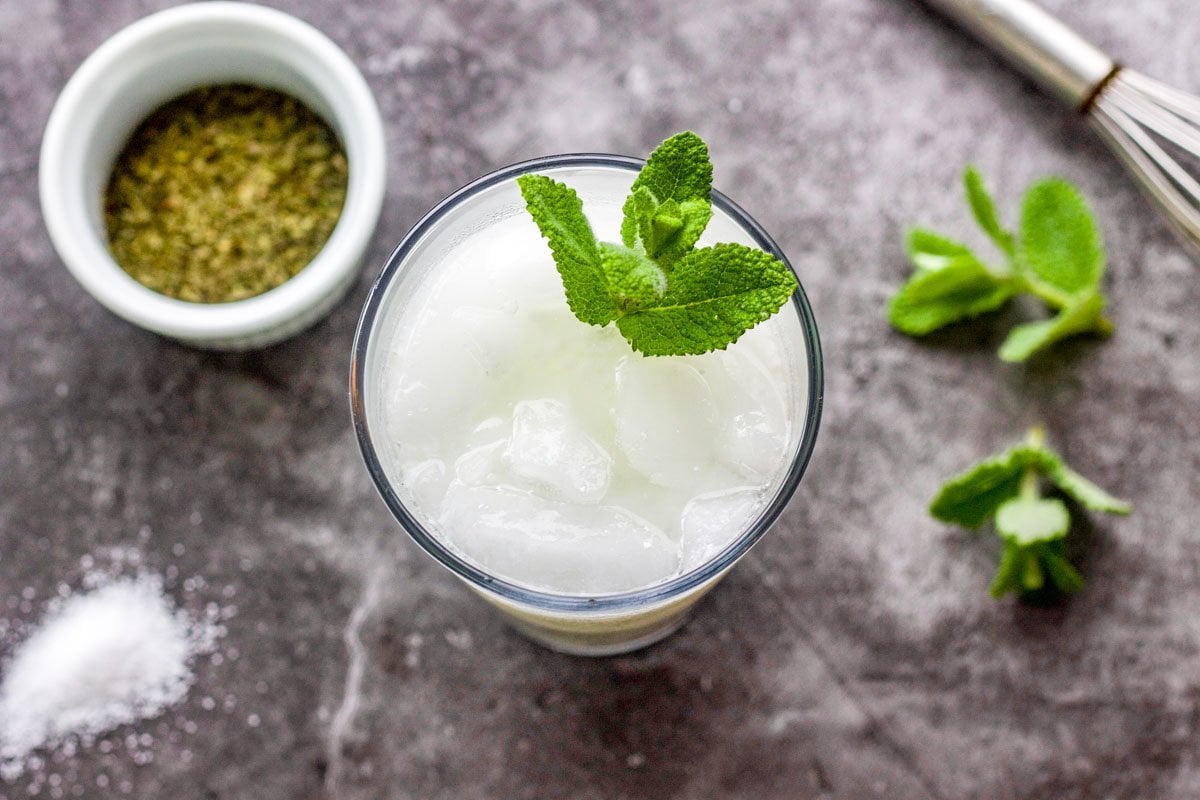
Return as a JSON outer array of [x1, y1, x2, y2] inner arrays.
[[0, 575, 204, 775]]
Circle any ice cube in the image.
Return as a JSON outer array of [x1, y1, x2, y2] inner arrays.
[[475, 223, 566, 307], [467, 416, 509, 447], [454, 440, 509, 486], [679, 486, 766, 571], [384, 308, 489, 444], [614, 357, 718, 488], [439, 484, 680, 593], [451, 305, 528, 374], [386, 296, 550, 445], [504, 399, 612, 503], [399, 458, 448, 512], [432, 222, 561, 311], [706, 348, 790, 480]]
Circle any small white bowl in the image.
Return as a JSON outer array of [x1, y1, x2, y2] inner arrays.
[[39, 2, 387, 349]]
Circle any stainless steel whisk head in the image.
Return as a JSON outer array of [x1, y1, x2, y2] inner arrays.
[[924, 0, 1200, 253], [1091, 71, 1200, 251]]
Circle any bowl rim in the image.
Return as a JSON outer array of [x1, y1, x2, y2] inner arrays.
[[38, 1, 387, 342], [350, 153, 825, 614]]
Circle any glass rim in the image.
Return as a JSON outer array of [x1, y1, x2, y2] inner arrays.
[[350, 153, 824, 614]]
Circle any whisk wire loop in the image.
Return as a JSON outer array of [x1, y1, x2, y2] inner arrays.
[[1091, 70, 1200, 250]]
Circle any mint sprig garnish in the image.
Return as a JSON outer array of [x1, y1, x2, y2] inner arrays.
[[930, 427, 1131, 599], [888, 166, 1115, 362], [517, 132, 798, 356]]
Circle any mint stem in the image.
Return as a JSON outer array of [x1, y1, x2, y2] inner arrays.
[[1018, 273, 1075, 310], [1019, 468, 1040, 502], [1019, 426, 1044, 502], [1015, 272, 1115, 334], [1025, 426, 1045, 449]]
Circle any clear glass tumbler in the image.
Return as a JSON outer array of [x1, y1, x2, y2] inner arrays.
[[350, 154, 823, 656]]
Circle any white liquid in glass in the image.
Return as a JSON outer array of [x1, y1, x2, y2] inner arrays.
[[378, 170, 806, 595]]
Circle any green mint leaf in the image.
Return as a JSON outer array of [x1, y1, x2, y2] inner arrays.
[[1032, 449, 1132, 514], [621, 131, 714, 263], [1021, 549, 1045, 592], [989, 542, 1024, 598], [905, 228, 976, 273], [599, 242, 665, 310], [998, 290, 1108, 362], [675, 199, 713, 251], [653, 198, 713, 268], [1041, 547, 1085, 594], [615, 243, 797, 356], [963, 166, 1016, 257], [621, 186, 657, 249], [649, 199, 684, 255], [888, 254, 1014, 335], [630, 130, 713, 205], [517, 174, 618, 326], [994, 496, 1069, 545], [928, 446, 1037, 528], [1019, 177, 1104, 295], [993, 542, 1084, 598]]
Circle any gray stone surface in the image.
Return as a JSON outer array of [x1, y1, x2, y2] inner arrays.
[[2, 0, 1199, 797]]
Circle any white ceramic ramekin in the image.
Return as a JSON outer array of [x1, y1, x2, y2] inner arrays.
[[39, 2, 387, 349]]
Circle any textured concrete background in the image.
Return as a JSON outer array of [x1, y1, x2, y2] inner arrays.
[[2, 0, 1200, 798]]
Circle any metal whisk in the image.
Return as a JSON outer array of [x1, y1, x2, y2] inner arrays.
[[923, 0, 1200, 252]]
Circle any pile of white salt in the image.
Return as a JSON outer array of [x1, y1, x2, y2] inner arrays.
[[0, 575, 204, 774]]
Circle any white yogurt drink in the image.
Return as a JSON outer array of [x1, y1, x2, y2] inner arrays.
[[352, 158, 820, 655]]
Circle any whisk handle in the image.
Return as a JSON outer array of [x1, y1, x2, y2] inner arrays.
[[922, 0, 1116, 110]]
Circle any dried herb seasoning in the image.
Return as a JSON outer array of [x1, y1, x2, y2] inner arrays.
[[104, 84, 349, 303]]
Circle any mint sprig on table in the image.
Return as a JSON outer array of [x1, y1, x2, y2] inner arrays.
[[888, 167, 1114, 362], [930, 427, 1131, 598], [517, 132, 798, 356]]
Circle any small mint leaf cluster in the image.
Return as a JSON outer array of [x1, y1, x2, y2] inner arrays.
[[517, 132, 798, 356], [888, 167, 1114, 362], [930, 427, 1131, 599]]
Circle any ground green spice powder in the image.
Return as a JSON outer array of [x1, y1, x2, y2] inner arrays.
[[104, 84, 349, 303]]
